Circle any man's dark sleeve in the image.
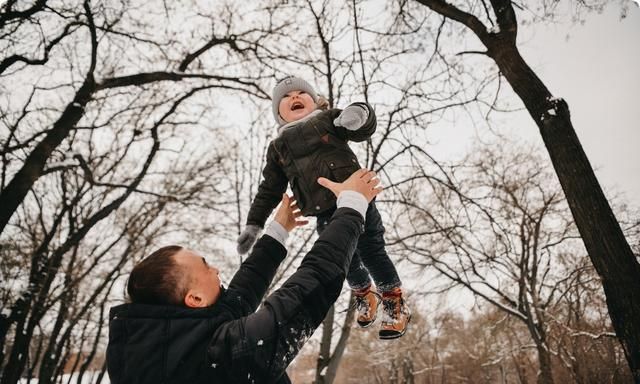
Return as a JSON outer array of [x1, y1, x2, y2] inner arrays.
[[246, 143, 288, 228], [220, 235, 287, 318], [207, 208, 364, 383], [329, 102, 377, 142]]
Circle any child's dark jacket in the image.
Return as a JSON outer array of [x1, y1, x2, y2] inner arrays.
[[107, 207, 364, 384], [247, 102, 376, 227]]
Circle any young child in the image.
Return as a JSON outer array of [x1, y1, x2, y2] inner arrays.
[[237, 76, 410, 339]]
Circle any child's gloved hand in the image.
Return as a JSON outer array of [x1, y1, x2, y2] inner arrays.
[[236, 224, 262, 254], [333, 104, 369, 131]]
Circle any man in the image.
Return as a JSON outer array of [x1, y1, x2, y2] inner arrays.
[[107, 169, 382, 383]]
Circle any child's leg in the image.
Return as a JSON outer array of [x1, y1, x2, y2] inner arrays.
[[347, 250, 379, 328], [357, 202, 410, 339], [346, 251, 373, 290], [316, 210, 378, 328], [356, 202, 401, 292]]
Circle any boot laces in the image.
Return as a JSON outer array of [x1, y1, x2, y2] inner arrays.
[[355, 294, 370, 315], [383, 297, 400, 320]]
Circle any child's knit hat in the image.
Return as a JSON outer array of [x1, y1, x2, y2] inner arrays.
[[272, 76, 318, 125]]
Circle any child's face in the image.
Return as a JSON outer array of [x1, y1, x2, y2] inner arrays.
[[278, 90, 316, 123]]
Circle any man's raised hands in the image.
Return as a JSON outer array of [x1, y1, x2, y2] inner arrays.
[[317, 169, 382, 203]]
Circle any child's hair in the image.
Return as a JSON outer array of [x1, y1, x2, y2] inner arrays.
[[316, 96, 329, 111]]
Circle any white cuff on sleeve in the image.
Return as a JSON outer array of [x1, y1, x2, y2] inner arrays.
[[336, 190, 368, 219], [264, 221, 289, 247]]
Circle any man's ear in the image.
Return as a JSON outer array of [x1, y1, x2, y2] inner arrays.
[[184, 291, 205, 308]]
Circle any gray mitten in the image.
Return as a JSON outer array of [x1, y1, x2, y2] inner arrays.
[[333, 104, 369, 131], [236, 224, 262, 254]]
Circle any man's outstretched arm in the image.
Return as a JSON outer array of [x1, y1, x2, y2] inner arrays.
[[207, 170, 382, 383], [223, 194, 308, 317]]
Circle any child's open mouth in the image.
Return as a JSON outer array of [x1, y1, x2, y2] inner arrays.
[[291, 101, 304, 111]]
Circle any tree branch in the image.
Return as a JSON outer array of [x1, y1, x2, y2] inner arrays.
[[413, 0, 489, 41], [0, 0, 47, 29]]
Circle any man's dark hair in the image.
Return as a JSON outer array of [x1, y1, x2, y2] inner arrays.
[[127, 245, 188, 306]]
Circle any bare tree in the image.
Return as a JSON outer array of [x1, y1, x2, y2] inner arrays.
[[388, 137, 632, 383], [0, 0, 270, 235], [0, 82, 244, 383], [394, 0, 640, 377], [0, 1, 288, 382]]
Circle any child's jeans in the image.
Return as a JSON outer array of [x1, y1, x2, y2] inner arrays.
[[316, 201, 401, 293]]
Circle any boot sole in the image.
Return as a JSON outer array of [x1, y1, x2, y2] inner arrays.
[[378, 313, 411, 340], [357, 315, 377, 328]]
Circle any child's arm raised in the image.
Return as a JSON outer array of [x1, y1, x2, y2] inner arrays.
[[332, 102, 377, 142], [237, 143, 288, 254]]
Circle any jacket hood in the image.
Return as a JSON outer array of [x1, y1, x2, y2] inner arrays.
[[107, 302, 230, 383]]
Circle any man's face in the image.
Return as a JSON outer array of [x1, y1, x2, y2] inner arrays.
[[278, 90, 315, 123], [173, 248, 221, 307]]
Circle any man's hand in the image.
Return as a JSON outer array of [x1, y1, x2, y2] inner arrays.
[[317, 168, 382, 203], [274, 194, 309, 232]]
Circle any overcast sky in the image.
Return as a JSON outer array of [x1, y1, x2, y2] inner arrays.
[[502, 3, 639, 205]]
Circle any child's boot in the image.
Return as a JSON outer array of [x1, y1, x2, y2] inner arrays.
[[379, 287, 411, 339], [353, 285, 381, 328]]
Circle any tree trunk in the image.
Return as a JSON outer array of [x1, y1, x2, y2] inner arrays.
[[513, 353, 529, 384], [402, 356, 414, 384], [315, 305, 335, 384], [313, 297, 356, 384], [0, 77, 95, 234], [1, 134, 160, 384], [535, 344, 554, 384], [486, 39, 640, 381]]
